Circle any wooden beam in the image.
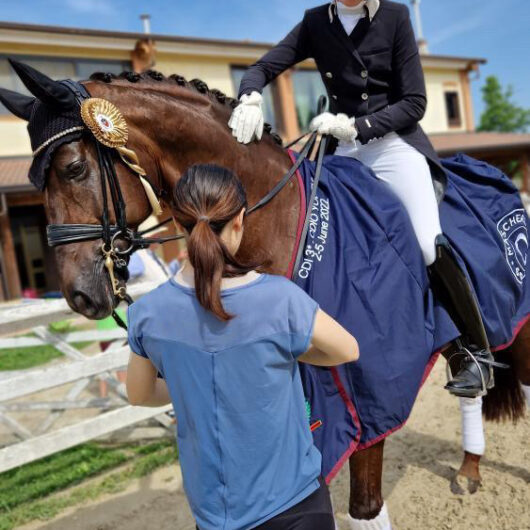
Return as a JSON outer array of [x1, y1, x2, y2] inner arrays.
[[6, 192, 43, 207], [0, 197, 22, 299], [0, 398, 120, 412], [0, 281, 157, 335], [460, 70, 475, 132], [521, 152, 530, 193], [0, 347, 130, 402], [0, 328, 126, 348], [275, 70, 300, 142], [0, 404, 173, 473]]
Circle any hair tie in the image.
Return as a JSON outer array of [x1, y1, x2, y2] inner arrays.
[[198, 215, 210, 223]]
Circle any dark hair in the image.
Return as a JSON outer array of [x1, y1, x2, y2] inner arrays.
[[172, 164, 259, 321]]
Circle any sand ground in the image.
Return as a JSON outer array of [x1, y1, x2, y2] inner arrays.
[[20, 361, 529, 530]]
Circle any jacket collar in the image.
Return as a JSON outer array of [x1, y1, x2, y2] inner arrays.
[[328, 0, 380, 23]]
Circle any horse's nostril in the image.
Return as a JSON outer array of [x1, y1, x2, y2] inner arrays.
[[72, 290, 97, 317], [70, 286, 113, 320]]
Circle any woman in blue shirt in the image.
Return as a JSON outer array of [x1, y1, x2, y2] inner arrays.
[[126, 164, 359, 530]]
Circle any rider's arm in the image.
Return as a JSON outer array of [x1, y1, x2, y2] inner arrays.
[[126, 352, 172, 407], [298, 309, 359, 366], [238, 15, 312, 98], [354, 4, 427, 144]]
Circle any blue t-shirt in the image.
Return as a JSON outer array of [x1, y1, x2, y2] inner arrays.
[[127, 273, 322, 530]]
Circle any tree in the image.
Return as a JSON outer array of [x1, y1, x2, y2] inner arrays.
[[478, 76, 530, 133]]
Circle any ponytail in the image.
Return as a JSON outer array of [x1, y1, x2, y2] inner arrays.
[[187, 218, 233, 321], [172, 164, 261, 321]]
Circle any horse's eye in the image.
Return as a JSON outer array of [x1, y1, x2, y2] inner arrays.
[[66, 160, 87, 179]]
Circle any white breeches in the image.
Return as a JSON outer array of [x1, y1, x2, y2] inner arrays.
[[335, 132, 442, 266]]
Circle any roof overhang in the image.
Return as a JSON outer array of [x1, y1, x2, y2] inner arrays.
[[0, 20, 487, 65], [430, 132, 530, 157]]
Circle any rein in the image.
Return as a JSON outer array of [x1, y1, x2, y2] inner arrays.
[[45, 82, 326, 328]]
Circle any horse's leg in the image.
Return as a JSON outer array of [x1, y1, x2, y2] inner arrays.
[[346, 440, 391, 529], [451, 318, 530, 494], [440, 345, 484, 493], [451, 397, 484, 495]]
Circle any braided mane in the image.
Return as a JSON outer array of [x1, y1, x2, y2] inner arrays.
[[88, 70, 283, 145]]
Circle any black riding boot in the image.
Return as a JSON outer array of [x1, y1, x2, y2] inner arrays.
[[428, 235, 497, 398]]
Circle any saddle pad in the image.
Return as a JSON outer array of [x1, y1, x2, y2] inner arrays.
[[290, 151, 530, 481]]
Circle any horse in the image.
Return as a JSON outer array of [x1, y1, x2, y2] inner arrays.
[[1, 63, 528, 525]]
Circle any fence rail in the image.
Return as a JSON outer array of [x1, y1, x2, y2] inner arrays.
[[0, 282, 174, 474]]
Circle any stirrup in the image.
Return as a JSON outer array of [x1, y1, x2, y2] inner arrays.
[[445, 347, 491, 397]]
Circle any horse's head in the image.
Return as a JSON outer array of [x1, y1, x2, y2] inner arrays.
[[0, 61, 155, 318], [0, 60, 294, 317]]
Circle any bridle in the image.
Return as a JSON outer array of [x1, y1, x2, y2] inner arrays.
[[43, 80, 327, 328], [45, 80, 183, 326]]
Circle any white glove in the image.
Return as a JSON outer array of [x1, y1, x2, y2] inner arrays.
[[309, 112, 358, 143], [228, 91, 265, 144]]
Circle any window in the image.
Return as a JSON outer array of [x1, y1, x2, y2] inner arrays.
[[0, 56, 130, 114], [231, 66, 278, 129], [291, 69, 326, 132], [445, 91, 462, 128]]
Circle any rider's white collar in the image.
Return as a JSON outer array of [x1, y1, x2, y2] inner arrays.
[[329, 0, 380, 23]]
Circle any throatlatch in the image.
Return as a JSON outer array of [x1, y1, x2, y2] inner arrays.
[[428, 235, 508, 397]]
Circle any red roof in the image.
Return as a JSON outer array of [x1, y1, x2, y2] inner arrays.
[[430, 132, 530, 156], [0, 157, 32, 192]]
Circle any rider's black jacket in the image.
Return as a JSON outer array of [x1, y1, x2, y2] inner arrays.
[[238, 0, 446, 187]]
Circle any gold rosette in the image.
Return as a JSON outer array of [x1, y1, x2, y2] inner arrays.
[[80, 98, 128, 148]]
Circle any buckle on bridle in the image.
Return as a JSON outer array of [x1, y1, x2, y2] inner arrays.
[[101, 234, 131, 301]]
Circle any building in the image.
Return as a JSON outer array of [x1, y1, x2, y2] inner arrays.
[[0, 17, 529, 300]]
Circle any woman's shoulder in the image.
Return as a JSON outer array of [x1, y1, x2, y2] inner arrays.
[[128, 279, 180, 316], [255, 273, 294, 290], [253, 274, 311, 302]]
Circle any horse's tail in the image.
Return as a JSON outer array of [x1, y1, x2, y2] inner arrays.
[[482, 345, 526, 423]]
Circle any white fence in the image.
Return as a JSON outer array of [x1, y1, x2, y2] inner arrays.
[[0, 282, 174, 474]]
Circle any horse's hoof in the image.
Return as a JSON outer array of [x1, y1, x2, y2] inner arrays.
[[450, 472, 482, 495]]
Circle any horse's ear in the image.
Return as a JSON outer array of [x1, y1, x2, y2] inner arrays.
[[8, 59, 76, 109], [0, 87, 35, 121]]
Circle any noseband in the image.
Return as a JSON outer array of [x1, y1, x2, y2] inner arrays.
[[45, 80, 183, 325]]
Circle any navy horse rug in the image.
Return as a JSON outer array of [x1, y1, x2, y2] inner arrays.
[[287, 152, 530, 481]]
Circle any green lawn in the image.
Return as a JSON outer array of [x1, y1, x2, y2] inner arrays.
[[0, 322, 174, 530], [0, 321, 92, 371], [0, 440, 178, 530]]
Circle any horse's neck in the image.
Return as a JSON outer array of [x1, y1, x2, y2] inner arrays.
[[89, 80, 292, 203], [155, 107, 293, 208], [91, 80, 299, 274]]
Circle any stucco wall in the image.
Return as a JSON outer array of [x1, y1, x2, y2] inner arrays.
[[422, 67, 467, 134], [0, 34, 472, 156]]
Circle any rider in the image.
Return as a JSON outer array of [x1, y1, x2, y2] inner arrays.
[[228, 0, 496, 399], [126, 164, 359, 530]]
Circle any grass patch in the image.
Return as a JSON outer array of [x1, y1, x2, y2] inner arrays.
[[0, 321, 93, 371], [0, 444, 130, 510], [0, 440, 177, 530]]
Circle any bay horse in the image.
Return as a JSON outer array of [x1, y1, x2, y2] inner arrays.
[[2, 65, 528, 524]]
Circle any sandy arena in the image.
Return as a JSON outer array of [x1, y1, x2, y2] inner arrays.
[[21, 361, 529, 530]]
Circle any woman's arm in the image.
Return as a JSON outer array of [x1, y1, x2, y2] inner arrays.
[[126, 352, 172, 407], [354, 5, 427, 144], [298, 309, 359, 366], [238, 16, 312, 98]]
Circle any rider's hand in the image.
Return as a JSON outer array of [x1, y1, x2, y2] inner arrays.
[[310, 112, 358, 143], [228, 91, 265, 144]]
